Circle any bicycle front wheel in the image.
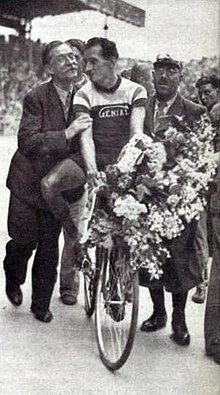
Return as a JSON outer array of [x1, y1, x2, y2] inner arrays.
[[95, 246, 139, 371]]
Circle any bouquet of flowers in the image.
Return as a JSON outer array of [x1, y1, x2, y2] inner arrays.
[[87, 114, 216, 280]]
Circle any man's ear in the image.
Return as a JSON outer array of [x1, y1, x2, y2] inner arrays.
[[152, 70, 156, 83], [82, 59, 86, 71], [46, 63, 53, 75], [109, 56, 117, 68]]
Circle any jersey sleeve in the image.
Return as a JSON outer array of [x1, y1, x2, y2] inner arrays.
[[73, 88, 91, 114], [131, 84, 148, 108]]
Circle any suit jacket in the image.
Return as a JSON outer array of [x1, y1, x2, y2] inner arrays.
[[144, 92, 206, 138], [7, 80, 83, 209], [210, 103, 220, 213]]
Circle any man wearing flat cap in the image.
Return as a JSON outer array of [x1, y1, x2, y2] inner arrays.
[[140, 54, 207, 346]]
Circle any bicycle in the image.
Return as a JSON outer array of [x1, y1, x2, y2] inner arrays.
[[80, 185, 139, 371]]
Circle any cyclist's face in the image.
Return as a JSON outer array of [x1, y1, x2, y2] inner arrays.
[[153, 64, 181, 100], [84, 45, 114, 86], [198, 83, 219, 110], [47, 43, 78, 82]]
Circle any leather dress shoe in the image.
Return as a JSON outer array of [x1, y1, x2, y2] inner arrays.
[[171, 321, 190, 346], [140, 312, 167, 332], [31, 306, 53, 323], [6, 285, 23, 306], [192, 286, 206, 304], [60, 294, 77, 305]]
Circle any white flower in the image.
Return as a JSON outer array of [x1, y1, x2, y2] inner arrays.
[[113, 194, 147, 221], [117, 146, 143, 173]]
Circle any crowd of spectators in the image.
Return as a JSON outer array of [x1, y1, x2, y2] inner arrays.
[[0, 35, 43, 135], [0, 34, 219, 134]]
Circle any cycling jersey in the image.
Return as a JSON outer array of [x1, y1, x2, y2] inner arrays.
[[73, 76, 147, 170]]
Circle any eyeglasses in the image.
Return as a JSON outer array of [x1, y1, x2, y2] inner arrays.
[[154, 66, 180, 76]]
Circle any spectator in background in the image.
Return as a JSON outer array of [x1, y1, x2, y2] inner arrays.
[[130, 63, 155, 97], [196, 75, 220, 114], [197, 74, 220, 364], [121, 68, 131, 80], [66, 39, 89, 90], [140, 54, 206, 346], [3, 41, 92, 322]]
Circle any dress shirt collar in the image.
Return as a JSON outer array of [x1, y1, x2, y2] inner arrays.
[[155, 92, 178, 115], [53, 82, 74, 106]]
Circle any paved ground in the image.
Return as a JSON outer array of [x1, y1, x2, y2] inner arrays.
[[0, 136, 219, 395]]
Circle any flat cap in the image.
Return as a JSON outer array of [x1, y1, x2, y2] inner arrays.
[[153, 54, 183, 70]]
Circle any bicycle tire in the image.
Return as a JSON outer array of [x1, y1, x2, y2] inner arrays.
[[83, 247, 100, 317], [95, 245, 139, 371]]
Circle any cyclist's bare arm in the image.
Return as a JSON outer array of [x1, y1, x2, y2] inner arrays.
[[130, 105, 146, 137], [75, 111, 100, 188], [75, 111, 97, 173], [80, 126, 98, 176]]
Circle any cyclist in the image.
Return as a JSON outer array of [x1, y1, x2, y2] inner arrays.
[[73, 37, 147, 318], [73, 37, 147, 180]]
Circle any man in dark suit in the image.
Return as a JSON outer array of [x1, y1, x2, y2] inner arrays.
[[41, 39, 89, 307], [3, 41, 92, 322], [140, 54, 206, 346]]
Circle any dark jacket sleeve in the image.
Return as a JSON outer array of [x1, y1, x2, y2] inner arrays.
[[18, 90, 68, 158], [183, 98, 207, 120]]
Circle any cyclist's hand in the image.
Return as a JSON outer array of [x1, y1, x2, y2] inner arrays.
[[96, 171, 106, 186], [87, 170, 106, 190]]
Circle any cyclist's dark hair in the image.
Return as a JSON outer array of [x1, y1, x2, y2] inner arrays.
[[85, 37, 119, 60], [196, 75, 220, 90], [42, 40, 64, 66]]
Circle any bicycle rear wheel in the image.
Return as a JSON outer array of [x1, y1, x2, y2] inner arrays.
[[83, 247, 100, 317], [95, 245, 139, 370]]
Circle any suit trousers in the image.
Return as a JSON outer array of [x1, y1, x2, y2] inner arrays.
[[60, 192, 87, 297], [41, 158, 86, 226], [3, 193, 61, 312], [40, 158, 87, 298]]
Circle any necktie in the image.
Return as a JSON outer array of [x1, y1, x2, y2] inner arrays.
[[155, 101, 167, 119], [64, 88, 73, 119], [154, 101, 167, 138]]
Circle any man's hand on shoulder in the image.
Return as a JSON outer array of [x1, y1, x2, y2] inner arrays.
[[65, 115, 93, 140]]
